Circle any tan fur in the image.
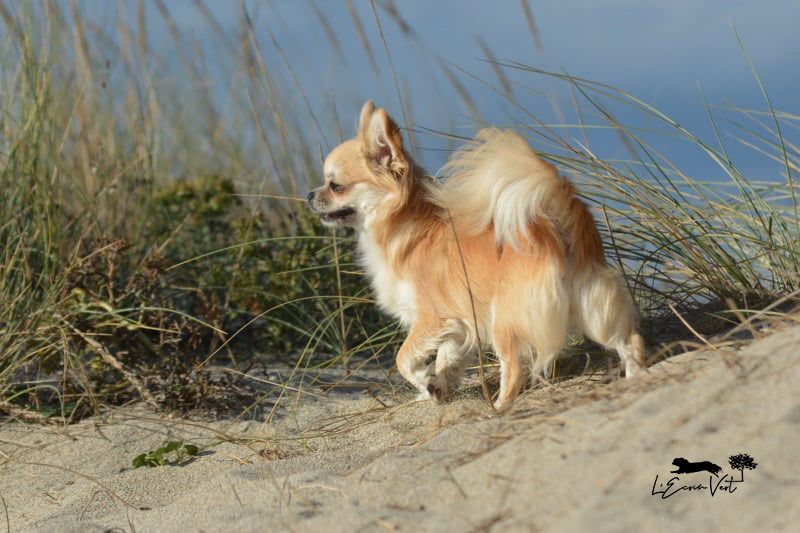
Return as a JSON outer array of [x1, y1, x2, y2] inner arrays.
[[308, 101, 646, 411]]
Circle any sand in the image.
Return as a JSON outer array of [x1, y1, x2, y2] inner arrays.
[[1, 323, 799, 532]]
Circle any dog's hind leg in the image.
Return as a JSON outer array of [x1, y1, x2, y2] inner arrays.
[[573, 267, 646, 377], [492, 270, 568, 410], [614, 330, 646, 377], [539, 359, 557, 381], [492, 330, 525, 412]]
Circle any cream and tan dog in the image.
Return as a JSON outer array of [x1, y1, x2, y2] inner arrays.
[[308, 101, 646, 410]]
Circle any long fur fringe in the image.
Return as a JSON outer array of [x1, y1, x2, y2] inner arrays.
[[431, 128, 571, 251]]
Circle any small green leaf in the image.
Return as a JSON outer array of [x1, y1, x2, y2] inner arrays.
[[131, 441, 202, 468], [152, 449, 166, 465]]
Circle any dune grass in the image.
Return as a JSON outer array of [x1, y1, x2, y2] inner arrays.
[[0, 1, 797, 421]]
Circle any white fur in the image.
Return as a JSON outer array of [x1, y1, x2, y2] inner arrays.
[[358, 232, 417, 327]]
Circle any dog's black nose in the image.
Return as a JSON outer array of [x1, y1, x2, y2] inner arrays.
[[306, 191, 315, 203]]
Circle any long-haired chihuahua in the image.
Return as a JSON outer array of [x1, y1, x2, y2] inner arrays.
[[308, 101, 646, 410]]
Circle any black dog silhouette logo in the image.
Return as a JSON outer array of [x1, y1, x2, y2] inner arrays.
[[670, 458, 722, 476], [652, 453, 758, 499]]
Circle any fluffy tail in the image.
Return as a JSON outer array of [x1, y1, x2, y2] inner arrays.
[[432, 128, 574, 251]]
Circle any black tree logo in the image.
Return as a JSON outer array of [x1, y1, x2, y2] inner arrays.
[[728, 453, 758, 482]]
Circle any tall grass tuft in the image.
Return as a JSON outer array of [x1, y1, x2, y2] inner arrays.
[[502, 66, 800, 317], [0, 2, 393, 419]]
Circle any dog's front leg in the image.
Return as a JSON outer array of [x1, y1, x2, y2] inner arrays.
[[430, 320, 472, 402], [395, 316, 442, 401]]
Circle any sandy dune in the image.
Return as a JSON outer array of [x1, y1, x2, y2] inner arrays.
[[1, 324, 798, 532]]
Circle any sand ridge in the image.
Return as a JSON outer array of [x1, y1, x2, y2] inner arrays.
[[1, 325, 798, 532]]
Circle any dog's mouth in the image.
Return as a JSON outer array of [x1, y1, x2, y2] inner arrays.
[[320, 207, 356, 225]]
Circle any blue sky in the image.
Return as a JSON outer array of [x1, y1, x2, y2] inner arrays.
[[71, 0, 799, 181]]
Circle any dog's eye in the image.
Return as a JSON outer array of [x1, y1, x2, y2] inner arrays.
[[329, 181, 344, 193]]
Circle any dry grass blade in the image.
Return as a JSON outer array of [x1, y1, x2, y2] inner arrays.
[[70, 327, 159, 410], [730, 23, 799, 234], [436, 58, 479, 121], [0, 402, 66, 424], [368, 0, 414, 151], [152, 0, 194, 76], [518, 0, 544, 54], [0, 493, 7, 533], [0, 1, 24, 44], [668, 304, 716, 351], [346, 0, 379, 74], [445, 211, 493, 408], [262, 14, 329, 150], [17, 461, 148, 510], [309, 0, 347, 66], [718, 288, 800, 341], [476, 36, 513, 97], [191, 0, 237, 55], [376, 0, 415, 38]]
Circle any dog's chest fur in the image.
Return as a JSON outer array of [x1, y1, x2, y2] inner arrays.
[[358, 233, 417, 327]]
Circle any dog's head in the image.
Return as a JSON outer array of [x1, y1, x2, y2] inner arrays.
[[672, 458, 688, 467], [307, 101, 409, 229]]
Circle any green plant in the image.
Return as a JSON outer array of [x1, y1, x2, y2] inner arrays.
[[132, 440, 200, 468]]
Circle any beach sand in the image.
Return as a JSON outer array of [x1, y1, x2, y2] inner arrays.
[[1, 324, 798, 532]]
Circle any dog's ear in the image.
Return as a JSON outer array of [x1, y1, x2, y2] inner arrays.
[[358, 101, 407, 177]]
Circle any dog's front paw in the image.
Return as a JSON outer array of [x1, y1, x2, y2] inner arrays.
[[414, 378, 447, 404], [428, 373, 454, 404], [426, 382, 445, 404]]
